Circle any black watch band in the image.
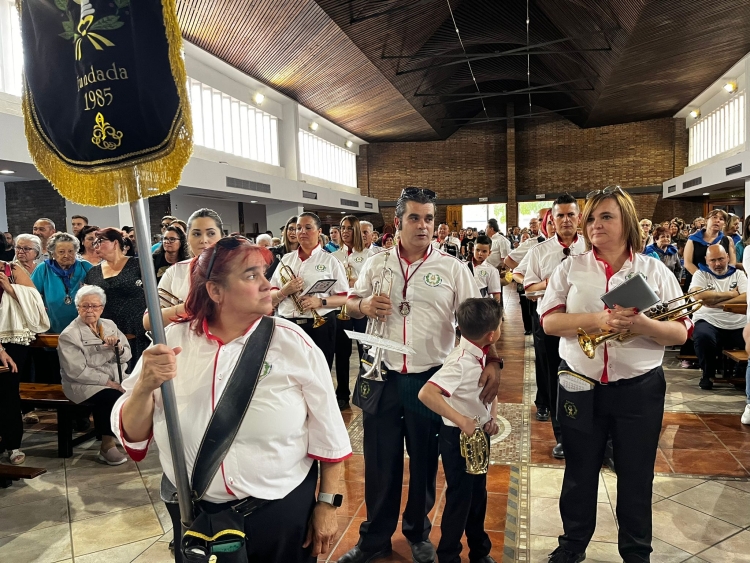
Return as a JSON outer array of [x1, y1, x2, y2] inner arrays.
[[321, 298, 327, 306]]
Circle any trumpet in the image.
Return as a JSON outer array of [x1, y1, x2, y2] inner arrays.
[[460, 416, 490, 475], [158, 288, 183, 309], [360, 252, 395, 381], [278, 263, 326, 328], [577, 285, 714, 359], [337, 264, 355, 321]]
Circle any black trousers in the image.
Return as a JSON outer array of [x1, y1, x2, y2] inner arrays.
[[519, 292, 533, 333], [544, 334, 562, 443], [558, 368, 666, 563], [167, 461, 318, 563], [334, 316, 367, 401], [358, 367, 442, 551], [693, 320, 745, 380], [31, 347, 61, 384], [0, 344, 31, 452], [85, 388, 122, 438], [290, 312, 337, 369], [437, 425, 491, 563], [531, 308, 549, 409]]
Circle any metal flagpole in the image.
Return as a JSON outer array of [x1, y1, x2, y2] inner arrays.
[[130, 191, 194, 528]]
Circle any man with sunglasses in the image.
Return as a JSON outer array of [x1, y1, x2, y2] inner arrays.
[[340, 188, 500, 563], [515, 194, 584, 459]]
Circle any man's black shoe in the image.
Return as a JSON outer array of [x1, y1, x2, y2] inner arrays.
[[548, 546, 586, 562], [699, 378, 713, 390], [337, 546, 392, 563], [73, 417, 91, 432], [552, 443, 565, 459], [408, 539, 435, 563], [524, 330, 532, 335], [337, 398, 351, 411], [536, 407, 550, 421]]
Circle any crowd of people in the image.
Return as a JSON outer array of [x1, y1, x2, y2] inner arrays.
[[0, 190, 749, 563]]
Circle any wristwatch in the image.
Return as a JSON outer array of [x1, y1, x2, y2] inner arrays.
[[317, 492, 343, 507], [321, 298, 327, 307]]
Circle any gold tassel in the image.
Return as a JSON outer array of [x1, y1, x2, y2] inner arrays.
[[19, 0, 193, 209]]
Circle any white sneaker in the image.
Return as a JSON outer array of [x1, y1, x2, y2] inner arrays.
[[98, 447, 127, 466], [742, 404, 750, 425]]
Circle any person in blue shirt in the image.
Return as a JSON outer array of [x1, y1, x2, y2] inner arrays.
[[643, 226, 682, 280], [324, 226, 341, 253], [727, 213, 742, 245]]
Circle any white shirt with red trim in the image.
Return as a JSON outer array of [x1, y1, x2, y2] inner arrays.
[[486, 233, 511, 268], [158, 259, 192, 302], [689, 269, 747, 330], [111, 318, 352, 502], [538, 250, 690, 382], [332, 245, 371, 283], [351, 244, 480, 373], [269, 244, 348, 319], [471, 260, 502, 297], [427, 337, 491, 427], [507, 235, 545, 266], [520, 235, 586, 288]]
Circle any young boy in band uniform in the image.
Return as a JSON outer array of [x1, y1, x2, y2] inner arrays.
[[419, 298, 503, 563]]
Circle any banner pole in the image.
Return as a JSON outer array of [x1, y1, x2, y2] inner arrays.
[[130, 192, 194, 529]]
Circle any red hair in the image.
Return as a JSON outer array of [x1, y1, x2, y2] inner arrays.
[[183, 240, 272, 335]]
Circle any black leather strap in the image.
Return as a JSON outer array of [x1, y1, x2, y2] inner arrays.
[[190, 315, 275, 501]]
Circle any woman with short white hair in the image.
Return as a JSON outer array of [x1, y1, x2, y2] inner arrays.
[[13, 234, 42, 275], [256, 233, 273, 248], [58, 285, 131, 465]]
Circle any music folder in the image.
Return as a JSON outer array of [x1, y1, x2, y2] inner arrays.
[[600, 273, 660, 311]]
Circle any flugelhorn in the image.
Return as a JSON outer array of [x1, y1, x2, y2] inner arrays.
[[360, 251, 395, 381], [577, 285, 714, 359], [337, 264, 354, 321], [158, 288, 183, 309], [278, 263, 326, 328], [460, 416, 489, 475]]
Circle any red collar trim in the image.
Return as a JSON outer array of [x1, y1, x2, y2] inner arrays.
[[398, 242, 431, 265], [203, 317, 261, 346], [297, 243, 320, 261], [557, 234, 578, 248], [472, 258, 483, 267]]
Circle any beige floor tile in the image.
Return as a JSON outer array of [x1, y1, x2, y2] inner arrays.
[[717, 479, 750, 494], [682, 558, 709, 563], [670, 481, 750, 527], [650, 537, 696, 563], [652, 475, 705, 498], [65, 448, 138, 471], [528, 535, 561, 562], [65, 461, 142, 491], [0, 469, 66, 509], [157, 531, 172, 543], [135, 452, 164, 476], [530, 467, 607, 502], [0, 522, 71, 563], [529, 497, 618, 543], [68, 478, 153, 522], [141, 473, 162, 504], [0, 494, 68, 538], [71, 505, 164, 556], [152, 497, 173, 533], [74, 537, 160, 563], [132, 539, 174, 562], [698, 530, 750, 563], [0, 452, 65, 473], [651, 498, 740, 554], [528, 534, 624, 563]]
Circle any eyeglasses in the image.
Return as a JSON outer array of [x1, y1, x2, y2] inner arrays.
[[400, 187, 437, 200], [205, 236, 249, 279], [15, 246, 34, 253], [92, 239, 105, 248], [586, 184, 625, 200], [77, 304, 104, 311], [162, 237, 180, 243], [161, 223, 171, 228]]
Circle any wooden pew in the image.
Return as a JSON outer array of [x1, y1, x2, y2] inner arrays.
[[722, 303, 747, 315], [0, 465, 47, 489]]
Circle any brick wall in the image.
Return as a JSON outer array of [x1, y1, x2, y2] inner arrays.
[[5, 180, 67, 236], [631, 193, 704, 224]]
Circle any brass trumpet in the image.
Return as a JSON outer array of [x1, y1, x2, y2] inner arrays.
[[278, 263, 326, 328], [360, 251, 395, 381], [337, 264, 354, 321], [577, 285, 714, 359], [460, 416, 490, 474], [158, 288, 183, 309]]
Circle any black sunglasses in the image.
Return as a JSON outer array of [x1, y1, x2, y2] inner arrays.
[[205, 236, 250, 279], [586, 184, 625, 200], [400, 187, 437, 200]]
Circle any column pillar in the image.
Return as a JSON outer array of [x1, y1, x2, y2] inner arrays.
[[506, 103, 518, 231]]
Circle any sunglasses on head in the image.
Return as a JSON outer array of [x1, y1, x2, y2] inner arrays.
[[586, 184, 625, 200], [561, 247, 571, 262], [400, 187, 437, 200], [205, 235, 250, 279]]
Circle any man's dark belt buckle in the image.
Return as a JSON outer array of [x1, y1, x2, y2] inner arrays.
[[231, 496, 269, 517]]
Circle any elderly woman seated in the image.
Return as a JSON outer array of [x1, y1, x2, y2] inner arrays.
[[58, 286, 131, 465]]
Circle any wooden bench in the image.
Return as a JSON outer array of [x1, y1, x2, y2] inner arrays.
[[721, 350, 748, 387], [723, 303, 748, 315], [19, 383, 98, 458], [0, 465, 47, 489]]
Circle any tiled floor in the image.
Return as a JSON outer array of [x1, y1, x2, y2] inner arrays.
[[3, 285, 750, 562]]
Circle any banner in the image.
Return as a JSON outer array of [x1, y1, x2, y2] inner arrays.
[[19, 0, 192, 207]]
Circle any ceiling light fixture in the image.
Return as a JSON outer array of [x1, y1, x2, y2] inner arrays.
[[253, 92, 265, 105], [345, 140, 353, 148], [0, 169, 15, 174], [250, 200, 257, 203], [703, 193, 710, 196], [724, 81, 737, 93], [309, 122, 319, 132], [689, 109, 700, 118], [340, 211, 346, 214]]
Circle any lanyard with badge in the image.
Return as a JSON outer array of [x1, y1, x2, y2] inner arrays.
[[396, 246, 430, 317]]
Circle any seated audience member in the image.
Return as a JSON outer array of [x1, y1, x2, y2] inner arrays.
[[735, 215, 750, 266], [271, 236, 281, 246], [1, 232, 14, 262], [153, 225, 189, 282], [256, 234, 273, 248], [639, 218, 653, 248], [325, 226, 342, 253], [690, 245, 747, 390], [58, 285, 131, 465], [78, 225, 102, 265], [644, 226, 682, 280], [33, 218, 56, 260], [726, 214, 742, 245], [13, 234, 42, 275], [381, 233, 394, 249], [70, 215, 88, 237], [152, 215, 179, 252]]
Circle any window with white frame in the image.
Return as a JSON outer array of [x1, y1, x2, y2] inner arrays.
[[0, 0, 23, 97], [187, 78, 279, 166], [689, 92, 746, 166], [462, 204, 507, 235], [298, 129, 357, 188]]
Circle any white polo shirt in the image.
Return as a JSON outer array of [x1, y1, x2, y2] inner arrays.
[[427, 337, 491, 427], [332, 244, 370, 282], [269, 244, 348, 319], [470, 260, 502, 297], [112, 317, 352, 502], [158, 259, 193, 302], [507, 235, 545, 265], [538, 250, 690, 382], [521, 235, 587, 288], [689, 269, 747, 330], [486, 233, 511, 268], [351, 244, 480, 373]]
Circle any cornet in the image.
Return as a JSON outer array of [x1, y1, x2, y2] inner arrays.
[[577, 285, 713, 359], [278, 263, 326, 328], [337, 264, 355, 321], [460, 416, 489, 474], [359, 251, 395, 381]]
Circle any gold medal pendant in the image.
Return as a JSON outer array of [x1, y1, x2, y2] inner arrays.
[[398, 301, 411, 317]]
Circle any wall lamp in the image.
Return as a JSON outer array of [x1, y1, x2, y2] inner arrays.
[[689, 109, 700, 119], [724, 81, 737, 93], [345, 140, 353, 148], [253, 92, 265, 105], [309, 122, 319, 132]]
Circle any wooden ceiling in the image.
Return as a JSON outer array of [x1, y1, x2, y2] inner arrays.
[[175, 0, 750, 141]]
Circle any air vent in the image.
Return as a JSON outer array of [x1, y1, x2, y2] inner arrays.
[[226, 176, 271, 193], [364, 202, 373, 209], [340, 198, 359, 207], [302, 190, 318, 200], [682, 177, 702, 189], [667, 185, 676, 194], [726, 163, 743, 176]]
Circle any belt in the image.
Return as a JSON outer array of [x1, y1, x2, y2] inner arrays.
[[286, 311, 337, 325], [599, 366, 660, 387]]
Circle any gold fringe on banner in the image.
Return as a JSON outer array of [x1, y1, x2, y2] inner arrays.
[[20, 0, 193, 208]]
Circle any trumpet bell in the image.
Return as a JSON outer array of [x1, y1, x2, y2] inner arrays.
[[312, 311, 327, 328], [460, 421, 490, 475]]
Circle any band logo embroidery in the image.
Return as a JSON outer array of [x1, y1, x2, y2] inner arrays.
[[359, 380, 371, 398], [424, 273, 442, 287], [563, 400, 578, 419], [354, 256, 363, 262], [478, 270, 488, 278], [259, 361, 272, 381], [315, 264, 326, 271]]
